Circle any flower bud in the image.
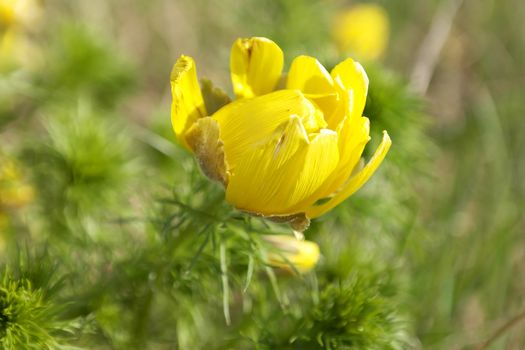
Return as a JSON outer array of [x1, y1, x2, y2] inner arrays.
[[263, 235, 320, 273]]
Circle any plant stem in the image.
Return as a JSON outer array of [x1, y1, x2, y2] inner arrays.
[[475, 308, 525, 350]]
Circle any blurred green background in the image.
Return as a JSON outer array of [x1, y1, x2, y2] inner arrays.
[[1, 0, 524, 349]]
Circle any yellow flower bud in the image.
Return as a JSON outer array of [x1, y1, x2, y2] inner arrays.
[[332, 4, 390, 61], [263, 235, 320, 273], [170, 37, 391, 230]]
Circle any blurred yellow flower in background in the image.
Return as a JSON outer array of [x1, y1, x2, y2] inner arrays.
[[0, 0, 42, 72], [332, 3, 389, 61], [0, 0, 40, 27], [0, 154, 34, 213], [171, 37, 390, 230], [0, 154, 34, 250], [263, 235, 320, 273]]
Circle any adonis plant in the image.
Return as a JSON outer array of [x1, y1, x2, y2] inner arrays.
[[171, 37, 391, 232], [4, 0, 517, 348]]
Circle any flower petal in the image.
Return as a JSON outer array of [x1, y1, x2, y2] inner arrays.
[[305, 131, 391, 218], [292, 115, 370, 208], [226, 118, 339, 216], [286, 55, 338, 123], [287, 55, 334, 93], [225, 116, 309, 215], [323, 116, 370, 192], [212, 90, 316, 169], [185, 117, 229, 185], [331, 58, 369, 121], [170, 55, 207, 149], [285, 129, 340, 213], [230, 37, 284, 99]]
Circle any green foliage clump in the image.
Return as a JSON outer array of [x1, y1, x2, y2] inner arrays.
[[0, 273, 62, 350], [45, 105, 131, 204], [304, 276, 408, 350], [18, 101, 133, 238], [39, 24, 135, 109]]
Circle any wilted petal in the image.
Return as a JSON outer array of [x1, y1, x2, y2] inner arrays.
[[185, 117, 229, 185]]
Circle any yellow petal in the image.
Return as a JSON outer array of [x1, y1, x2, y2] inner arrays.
[[287, 55, 334, 93], [225, 116, 309, 215], [286, 55, 338, 122], [285, 129, 340, 213], [331, 58, 369, 122], [305, 131, 391, 218], [212, 90, 316, 169], [322, 116, 370, 194], [170, 55, 207, 149], [230, 37, 284, 99], [295, 116, 370, 206], [225, 117, 339, 216]]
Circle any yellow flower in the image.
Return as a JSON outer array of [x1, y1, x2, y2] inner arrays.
[[332, 4, 389, 61], [0, 0, 42, 72], [170, 37, 391, 230], [0, 0, 41, 30], [0, 154, 34, 209], [263, 235, 320, 273], [0, 155, 33, 250]]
